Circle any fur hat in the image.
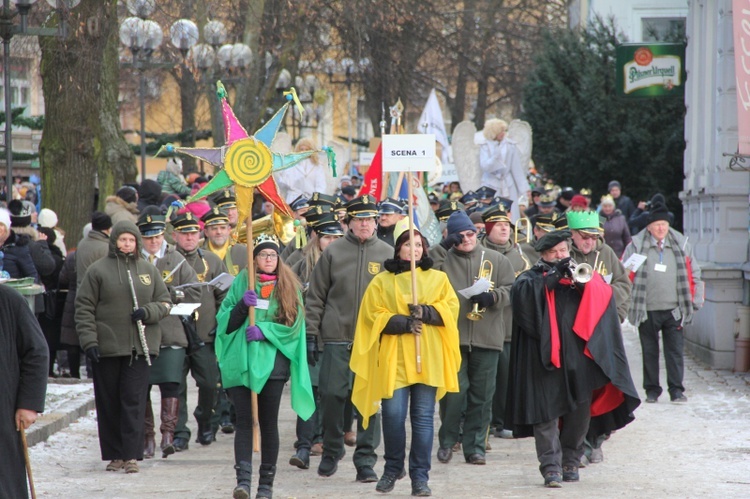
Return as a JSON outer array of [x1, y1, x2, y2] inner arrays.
[[7, 199, 31, 227], [116, 186, 138, 204]]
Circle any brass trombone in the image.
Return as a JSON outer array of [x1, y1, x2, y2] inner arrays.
[[514, 217, 531, 244], [467, 251, 494, 321]]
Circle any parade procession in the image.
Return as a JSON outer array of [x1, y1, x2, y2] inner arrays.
[[4, 1, 750, 498]]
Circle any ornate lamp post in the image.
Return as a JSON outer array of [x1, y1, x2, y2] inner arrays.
[[0, 0, 79, 193], [119, 0, 198, 180]]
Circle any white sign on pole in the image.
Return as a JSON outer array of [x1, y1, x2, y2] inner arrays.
[[382, 134, 436, 172]]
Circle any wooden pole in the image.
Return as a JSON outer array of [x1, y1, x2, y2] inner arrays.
[[405, 172, 422, 373], [246, 194, 261, 453], [19, 425, 36, 499]]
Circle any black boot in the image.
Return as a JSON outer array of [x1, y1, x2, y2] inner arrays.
[[256, 464, 276, 498], [289, 447, 310, 469], [196, 420, 215, 446], [233, 461, 252, 499]]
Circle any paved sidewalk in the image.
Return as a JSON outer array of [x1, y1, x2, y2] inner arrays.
[[28, 325, 750, 498]]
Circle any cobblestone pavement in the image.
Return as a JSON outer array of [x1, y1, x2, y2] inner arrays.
[[29, 324, 750, 498]]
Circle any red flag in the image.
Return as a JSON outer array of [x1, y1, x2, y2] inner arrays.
[[358, 144, 383, 199]]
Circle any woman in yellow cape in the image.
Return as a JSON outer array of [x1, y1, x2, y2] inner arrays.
[[350, 218, 461, 497]]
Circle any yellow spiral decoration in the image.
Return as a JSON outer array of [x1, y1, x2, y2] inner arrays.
[[224, 138, 273, 187]]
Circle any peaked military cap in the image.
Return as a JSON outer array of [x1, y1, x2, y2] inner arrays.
[[458, 190, 478, 206], [489, 196, 513, 212], [475, 186, 497, 201], [211, 189, 236, 208], [304, 204, 334, 227], [309, 192, 338, 207], [378, 197, 407, 215], [538, 191, 557, 207], [345, 195, 379, 218], [313, 213, 344, 237], [435, 200, 465, 222], [534, 213, 557, 233], [201, 207, 230, 227], [137, 212, 166, 237], [170, 212, 201, 233], [553, 213, 568, 230], [481, 204, 512, 224], [289, 194, 310, 212]]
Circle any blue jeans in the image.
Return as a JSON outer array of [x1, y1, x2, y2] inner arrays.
[[381, 384, 437, 483]]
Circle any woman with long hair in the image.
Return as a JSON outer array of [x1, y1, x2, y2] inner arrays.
[[288, 213, 344, 468], [215, 233, 314, 499], [350, 218, 461, 497]]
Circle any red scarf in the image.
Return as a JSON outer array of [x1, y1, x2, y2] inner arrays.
[[258, 273, 277, 299]]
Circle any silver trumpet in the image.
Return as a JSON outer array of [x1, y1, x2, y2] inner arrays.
[[567, 258, 593, 284]]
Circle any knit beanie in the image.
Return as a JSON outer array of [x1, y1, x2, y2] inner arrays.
[[38, 208, 59, 228], [647, 202, 670, 225], [253, 234, 280, 258], [446, 210, 476, 236], [91, 211, 113, 232], [608, 180, 621, 192], [570, 195, 588, 209]]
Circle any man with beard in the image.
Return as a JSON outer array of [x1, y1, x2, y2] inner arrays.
[[507, 230, 639, 488], [201, 207, 247, 277]]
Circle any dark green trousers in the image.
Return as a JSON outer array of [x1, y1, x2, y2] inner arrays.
[[491, 341, 511, 429], [175, 343, 219, 440], [439, 346, 499, 457], [318, 343, 381, 468]]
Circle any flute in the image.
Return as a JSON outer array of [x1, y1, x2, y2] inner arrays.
[[127, 268, 152, 366]]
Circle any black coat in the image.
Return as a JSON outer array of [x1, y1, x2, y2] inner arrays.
[[1, 230, 38, 280], [507, 261, 640, 439], [58, 251, 78, 346], [0, 285, 48, 499]]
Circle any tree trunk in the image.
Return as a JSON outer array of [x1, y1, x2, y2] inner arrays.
[[39, 0, 135, 249]]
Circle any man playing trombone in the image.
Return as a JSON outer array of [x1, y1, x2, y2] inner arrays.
[[435, 210, 515, 465]]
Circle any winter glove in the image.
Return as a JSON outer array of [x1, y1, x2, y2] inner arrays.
[[306, 335, 319, 367], [408, 304, 423, 320], [382, 315, 422, 335], [85, 346, 100, 364], [470, 291, 495, 309], [131, 308, 146, 322], [440, 232, 463, 250], [243, 290, 258, 307], [545, 268, 563, 290], [554, 257, 572, 277], [245, 325, 265, 342]]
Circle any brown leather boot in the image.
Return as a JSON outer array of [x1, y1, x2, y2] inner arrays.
[[144, 401, 156, 459], [160, 397, 179, 458]]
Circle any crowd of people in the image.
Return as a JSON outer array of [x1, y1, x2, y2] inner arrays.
[[0, 148, 704, 498]]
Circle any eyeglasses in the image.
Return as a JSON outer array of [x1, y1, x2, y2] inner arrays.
[[257, 252, 278, 260], [577, 232, 599, 240]]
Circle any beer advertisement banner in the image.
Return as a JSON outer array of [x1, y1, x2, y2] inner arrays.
[[615, 43, 686, 98]]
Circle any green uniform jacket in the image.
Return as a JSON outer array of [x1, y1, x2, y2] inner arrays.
[[481, 237, 533, 342], [75, 230, 109, 288], [75, 221, 171, 358], [285, 247, 303, 268], [152, 244, 201, 347], [305, 230, 393, 343], [569, 240, 632, 322], [215, 269, 315, 420], [202, 240, 248, 277], [177, 247, 228, 342], [436, 243, 515, 351]]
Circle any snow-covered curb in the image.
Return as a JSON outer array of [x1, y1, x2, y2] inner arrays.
[[26, 380, 95, 446]]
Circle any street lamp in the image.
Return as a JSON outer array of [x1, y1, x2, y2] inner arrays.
[[0, 0, 79, 194], [119, 2, 198, 181]]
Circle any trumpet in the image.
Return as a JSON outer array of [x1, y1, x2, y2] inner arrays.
[[514, 217, 531, 244], [567, 258, 593, 284], [467, 251, 494, 321]]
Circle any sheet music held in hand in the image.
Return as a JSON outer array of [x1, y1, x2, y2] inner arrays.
[[175, 272, 234, 292], [458, 277, 492, 299], [622, 253, 647, 273], [170, 303, 201, 316]]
